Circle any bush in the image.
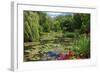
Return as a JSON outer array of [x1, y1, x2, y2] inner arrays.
[[72, 35, 90, 58]]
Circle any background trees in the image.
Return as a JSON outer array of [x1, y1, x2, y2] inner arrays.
[[24, 11, 90, 42], [80, 14, 90, 34]]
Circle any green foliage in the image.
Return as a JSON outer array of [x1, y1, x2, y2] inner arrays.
[[72, 35, 90, 58], [43, 16, 52, 32], [37, 12, 54, 32], [73, 13, 82, 29], [24, 11, 40, 42], [37, 12, 47, 26], [24, 21, 32, 41], [80, 14, 90, 34], [56, 15, 74, 32], [53, 21, 61, 32]]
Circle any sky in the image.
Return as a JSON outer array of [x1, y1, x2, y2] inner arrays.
[[47, 12, 73, 18]]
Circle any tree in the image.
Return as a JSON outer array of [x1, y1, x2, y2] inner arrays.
[[73, 13, 82, 30], [53, 21, 61, 32], [55, 15, 74, 32], [80, 14, 90, 34], [24, 11, 40, 42], [43, 16, 53, 32]]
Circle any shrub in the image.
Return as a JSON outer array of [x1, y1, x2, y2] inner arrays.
[[72, 35, 90, 58]]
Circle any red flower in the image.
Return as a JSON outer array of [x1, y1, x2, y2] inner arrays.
[[65, 50, 75, 59], [57, 53, 66, 60], [69, 50, 75, 56]]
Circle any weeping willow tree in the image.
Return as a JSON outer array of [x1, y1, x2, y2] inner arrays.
[[24, 11, 40, 42]]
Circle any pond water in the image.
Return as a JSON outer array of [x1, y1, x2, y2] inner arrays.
[[24, 32, 87, 61]]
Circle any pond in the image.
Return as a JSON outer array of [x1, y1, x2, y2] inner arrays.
[[24, 32, 90, 61]]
